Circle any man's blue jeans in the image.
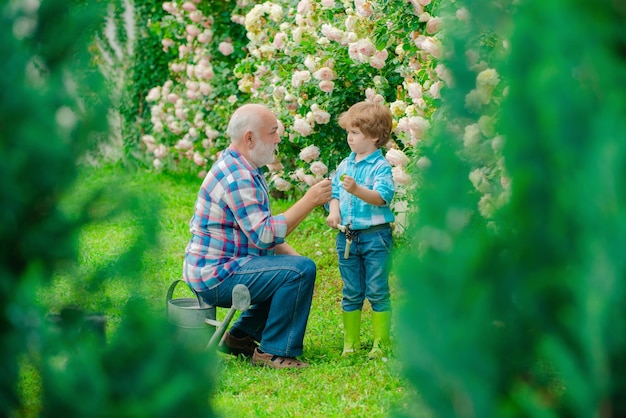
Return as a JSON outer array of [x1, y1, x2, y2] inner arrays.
[[336, 228, 393, 312], [197, 255, 316, 358]]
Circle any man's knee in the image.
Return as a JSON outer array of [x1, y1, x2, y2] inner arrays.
[[293, 256, 316, 281]]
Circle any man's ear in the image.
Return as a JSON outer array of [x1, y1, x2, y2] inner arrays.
[[244, 131, 255, 149]]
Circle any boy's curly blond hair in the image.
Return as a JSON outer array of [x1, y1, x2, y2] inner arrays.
[[338, 101, 392, 148]]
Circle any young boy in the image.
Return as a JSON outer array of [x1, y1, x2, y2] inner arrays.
[[326, 101, 395, 359]]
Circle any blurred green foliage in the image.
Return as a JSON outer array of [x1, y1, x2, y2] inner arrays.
[[397, 0, 626, 416], [0, 0, 108, 413], [1, 1, 217, 416]]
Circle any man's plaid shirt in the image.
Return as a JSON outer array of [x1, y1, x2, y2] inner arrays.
[[183, 146, 288, 292]]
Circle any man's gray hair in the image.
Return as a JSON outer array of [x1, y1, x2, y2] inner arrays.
[[226, 104, 263, 143]]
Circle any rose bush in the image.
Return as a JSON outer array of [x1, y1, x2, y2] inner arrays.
[[139, 0, 509, 224]]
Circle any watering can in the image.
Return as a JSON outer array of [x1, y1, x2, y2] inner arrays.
[[166, 279, 250, 351]]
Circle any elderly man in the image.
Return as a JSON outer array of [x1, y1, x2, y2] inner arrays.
[[183, 103, 332, 369]]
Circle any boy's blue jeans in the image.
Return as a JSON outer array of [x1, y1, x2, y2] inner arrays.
[[336, 227, 393, 312], [197, 255, 316, 358]]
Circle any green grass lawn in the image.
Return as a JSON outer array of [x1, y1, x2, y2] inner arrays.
[[21, 164, 423, 417]]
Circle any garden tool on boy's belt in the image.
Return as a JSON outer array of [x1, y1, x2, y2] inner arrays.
[[337, 223, 353, 259], [205, 284, 251, 352]]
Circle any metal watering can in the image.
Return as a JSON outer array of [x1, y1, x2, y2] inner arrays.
[[166, 280, 250, 351]]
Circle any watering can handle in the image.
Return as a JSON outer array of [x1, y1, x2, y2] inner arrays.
[[166, 280, 203, 312]]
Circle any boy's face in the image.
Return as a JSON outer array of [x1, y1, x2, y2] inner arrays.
[[346, 125, 378, 156]]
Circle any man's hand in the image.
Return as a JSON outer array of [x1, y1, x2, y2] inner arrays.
[[283, 178, 332, 235], [304, 178, 332, 206]]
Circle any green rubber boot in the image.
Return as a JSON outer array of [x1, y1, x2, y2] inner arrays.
[[368, 311, 391, 360], [342, 310, 361, 356]]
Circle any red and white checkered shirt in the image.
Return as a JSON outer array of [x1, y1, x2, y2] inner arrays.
[[183, 146, 287, 292]]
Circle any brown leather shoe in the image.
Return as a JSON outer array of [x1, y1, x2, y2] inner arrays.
[[251, 348, 309, 369], [218, 331, 258, 357]]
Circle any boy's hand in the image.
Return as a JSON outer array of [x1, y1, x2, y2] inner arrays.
[[342, 175, 358, 194], [326, 213, 341, 229]]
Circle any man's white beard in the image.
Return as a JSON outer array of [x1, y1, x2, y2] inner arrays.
[[250, 140, 276, 167]]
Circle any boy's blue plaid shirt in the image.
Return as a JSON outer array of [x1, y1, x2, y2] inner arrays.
[[331, 149, 395, 230]]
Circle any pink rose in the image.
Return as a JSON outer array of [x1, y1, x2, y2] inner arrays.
[[435, 64, 453, 87], [408, 116, 430, 140], [175, 138, 193, 150], [302, 174, 317, 186], [355, 0, 373, 17], [310, 161, 328, 176], [426, 17, 442, 34], [197, 31, 211, 43], [273, 32, 286, 49], [162, 2, 176, 14], [154, 144, 168, 159], [186, 25, 200, 38], [348, 43, 360, 61], [218, 41, 234, 56], [407, 82, 423, 101], [319, 80, 335, 93], [408, 0, 423, 14], [321, 24, 343, 42], [193, 152, 206, 166], [189, 11, 203, 23], [199, 82, 212, 95], [297, 0, 311, 14], [456, 7, 470, 22], [392, 166, 412, 186], [416, 156, 431, 169], [175, 108, 188, 120], [273, 86, 287, 99], [277, 120, 285, 136], [356, 38, 376, 57], [182, 2, 197, 12], [186, 65, 195, 79], [293, 117, 313, 137], [272, 176, 292, 192], [310, 105, 331, 124], [146, 87, 160, 102], [185, 89, 200, 100], [365, 88, 384, 104], [370, 50, 387, 69], [416, 37, 441, 59], [385, 149, 410, 167], [161, 38, 175, 52], [313, 67, 335, 81], [299, 145, 320, 162], [142, 135, 156, 152], [267, 160, 284, 172], [291, 70, 311, 88], [429, 81, 442, 99], [291, 168, 307, 182]]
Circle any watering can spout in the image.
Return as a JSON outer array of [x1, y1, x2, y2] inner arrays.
[[205, 284, 251, 352]]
